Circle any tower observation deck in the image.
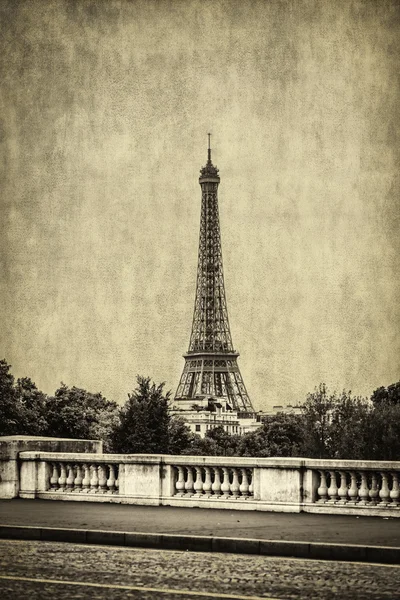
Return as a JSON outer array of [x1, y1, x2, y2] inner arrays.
[[174, 137, 255, 416]]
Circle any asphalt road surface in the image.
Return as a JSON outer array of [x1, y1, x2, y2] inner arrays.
[[2, 500, 400, 546], [0, 540, 400, 600]]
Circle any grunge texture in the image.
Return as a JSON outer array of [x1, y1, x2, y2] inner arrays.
[[0, 0, 399, 408]]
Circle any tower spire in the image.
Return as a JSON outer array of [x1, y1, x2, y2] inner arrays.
[[174, 138, 254, 415], [199, 134, 219, 180]]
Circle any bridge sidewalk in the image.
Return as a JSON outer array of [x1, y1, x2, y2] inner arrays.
[[1, 499, 399, 547], [1, 500, 400, 564]]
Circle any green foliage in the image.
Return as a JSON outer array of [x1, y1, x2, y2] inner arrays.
[[111, 376, 171, 454]]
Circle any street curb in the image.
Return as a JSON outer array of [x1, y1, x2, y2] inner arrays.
[[0, 524, 399, 564]]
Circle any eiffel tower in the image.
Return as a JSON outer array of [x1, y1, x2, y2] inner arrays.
[[175, 136, 255, 416]]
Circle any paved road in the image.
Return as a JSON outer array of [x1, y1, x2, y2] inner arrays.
[[1, 500, 400, 546], [0, 539, 400, 599]]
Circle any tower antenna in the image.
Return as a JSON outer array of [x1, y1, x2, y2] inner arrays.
[[207, 132, 211, 162]]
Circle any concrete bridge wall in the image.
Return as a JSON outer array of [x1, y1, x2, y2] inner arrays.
[[1, 436, 399, 517]]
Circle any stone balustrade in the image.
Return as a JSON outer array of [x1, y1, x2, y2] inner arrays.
[[173, 464, 254, 499], [48, 461, 119, 494], [1, 437, 399, 516], [302, 460, 400, 516], [0, 436, 103, 499], [311, 465, 400, 507]]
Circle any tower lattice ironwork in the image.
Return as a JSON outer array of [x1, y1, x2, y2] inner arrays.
[[175, 136, 254, 414]]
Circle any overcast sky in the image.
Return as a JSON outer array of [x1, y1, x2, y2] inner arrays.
[[1, 0, 399, 409]]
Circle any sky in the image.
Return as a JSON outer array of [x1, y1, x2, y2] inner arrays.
[[1, 0, 399, 410]]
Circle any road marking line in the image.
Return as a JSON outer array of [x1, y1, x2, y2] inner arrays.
[[0, 575, 282, 600]]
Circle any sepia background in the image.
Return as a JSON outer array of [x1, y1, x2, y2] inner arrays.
[[1, 0, 399, 410]]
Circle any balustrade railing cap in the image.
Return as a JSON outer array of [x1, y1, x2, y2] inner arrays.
[[17, 453, 400, 470], [0, 436, 102, 459], [164, 455, 306, 468], [18, 451, 164, 464], [304, 458, 400, 469], [0, 435, 95, 441]]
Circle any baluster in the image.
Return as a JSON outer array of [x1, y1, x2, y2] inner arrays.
[[317, 470, 328, 502], [327, 471, 339, 502], [66, 464, 75, 490], [82, 464, 91, 491], [211, 467, 222, 497], [390, 472, 400, 506], [115, 466, 119, 494], [107, 464, 116, 493], [90, 464, 99, 492], [337, 471, 348, 503], [58, 463, 67, 491], [379, 472, 390, 505], [74, 464, 83, 491], [248, 470, 254, 497], [359, 472, 370, 504], [369, 473, 379, 505], [221, 467, 231, 497], [98, 465, 107, 493], [230, 468, 240, 499], [203, 467, 212, 497], [239, 468, 250, 499], [50, 463, 59, 490], [184, 467, 194, 497], [194, 467, 204, 495], [348, 471, 359, 503], [175, 466, 185, 496]]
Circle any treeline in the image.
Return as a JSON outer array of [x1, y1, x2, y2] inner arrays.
[[1, 359, 399, 460], [0, 359, 187, 454]]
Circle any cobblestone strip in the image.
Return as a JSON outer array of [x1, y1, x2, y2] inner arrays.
[[1, 540, 400, 599], [1, 524, 399, 564]]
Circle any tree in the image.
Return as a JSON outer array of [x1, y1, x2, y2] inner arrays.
[[181, 434, 219, 456], [179, 426, 241, 456], [205, 425, 241, 456], [326, 392, 371, 459], [300, 384, 373, 459], [14, 377, 48, 436], [0, 359, 18, 435], [168, 416, 195, 454], [371, 382, 400, 406], [300, 383, 336, 458], [44, 384, 118, 450], [0, 360, 48, 436], [363, 402, 400, 460], [238, 413, 303, 457], [88, 403, 120, 453], [111, 376, 171, 454]]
